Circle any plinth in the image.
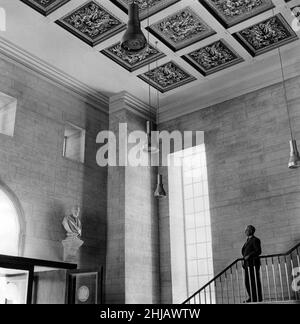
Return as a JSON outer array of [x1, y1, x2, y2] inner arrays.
[[62, 236, 84, 263]]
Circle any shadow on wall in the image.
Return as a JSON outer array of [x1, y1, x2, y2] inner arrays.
[[77, 114, 108, 272], [47, 199, 66, 261]]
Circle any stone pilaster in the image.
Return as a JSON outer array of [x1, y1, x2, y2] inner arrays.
[[105, 91, 160, 304]]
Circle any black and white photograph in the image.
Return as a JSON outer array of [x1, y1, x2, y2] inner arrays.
[[0, 0, 300, 312]]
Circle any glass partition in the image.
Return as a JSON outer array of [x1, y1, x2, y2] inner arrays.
[[32, 266, 67, 304], [0, 267, 29, 304], [0, 254, 77, 304]]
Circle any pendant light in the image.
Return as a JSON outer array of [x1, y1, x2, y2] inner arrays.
[[153, 41, 167, 199], [154, 174, 167, 198], [121, 1, 147, 54], [278, 46, 300, 168]]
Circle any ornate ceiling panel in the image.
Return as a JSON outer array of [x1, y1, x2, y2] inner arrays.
[[101, 43, 166, 72], [17, 0, 300, 99], [201, 0, 275, 28], [20, 0, 70, 16], [182, 39, 244, 76], [147, 7, 216, 51], [110, 0, 181, 20], [138, 61, 196, 93], [234, 14, 298, 56], [56, 1, 126, 47]]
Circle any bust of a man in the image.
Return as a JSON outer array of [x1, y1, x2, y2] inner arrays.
[[62, 205, 82, 238]]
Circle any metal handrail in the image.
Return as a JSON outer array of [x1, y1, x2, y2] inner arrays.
[[183, 242, 300, 304]]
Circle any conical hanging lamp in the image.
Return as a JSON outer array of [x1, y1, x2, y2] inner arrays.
[[154, 174, 167, 199], [289, 139, 300, 168], [278, 46, 300, 168], [121, 1, 147, 54]]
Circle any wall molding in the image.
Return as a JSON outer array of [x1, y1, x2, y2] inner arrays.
[[109, 91, 157, 121], [159, 42, 300, 123], [0, 36, 109, 113]]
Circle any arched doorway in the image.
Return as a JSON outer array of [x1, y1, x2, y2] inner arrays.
[[0, 186, 23, 256]]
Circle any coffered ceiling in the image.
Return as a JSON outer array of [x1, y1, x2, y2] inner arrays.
[[1, 0, 300, 120]]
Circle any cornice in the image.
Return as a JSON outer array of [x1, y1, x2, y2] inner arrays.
[[109, 91, 157, 121], [159, 43, 300, 123], [0, 36, 109, 113]]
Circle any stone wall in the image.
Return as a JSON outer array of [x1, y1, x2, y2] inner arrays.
[[159, 75, 300, 303], [0, 56, 108, 269]]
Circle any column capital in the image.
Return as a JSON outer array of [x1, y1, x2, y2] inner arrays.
[[109, 91, 156, 122]]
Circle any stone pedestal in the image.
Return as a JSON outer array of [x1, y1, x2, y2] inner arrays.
[[62, 237, 84, 263]]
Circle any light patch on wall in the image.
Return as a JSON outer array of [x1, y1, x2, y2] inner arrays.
[[0, 8, 6, 32], [0, 92, 17, 137], [63, 123, 86, 163], [0, 189, 20, 256]]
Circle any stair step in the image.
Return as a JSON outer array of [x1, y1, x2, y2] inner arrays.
[[249, 300, 300, 304]]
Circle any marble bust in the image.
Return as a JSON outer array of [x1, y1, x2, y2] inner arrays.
[[62, 205, 82, 238]]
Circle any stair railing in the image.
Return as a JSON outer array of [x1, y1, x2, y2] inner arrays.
[[183, 242, 300, 304]]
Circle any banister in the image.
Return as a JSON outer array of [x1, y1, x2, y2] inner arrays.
[[183, 241, 300, 304]]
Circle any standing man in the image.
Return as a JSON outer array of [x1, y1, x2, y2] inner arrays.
[[242, 225, 262, 302]]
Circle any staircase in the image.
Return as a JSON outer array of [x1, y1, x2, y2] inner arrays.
[[183, 243, 300, 304]]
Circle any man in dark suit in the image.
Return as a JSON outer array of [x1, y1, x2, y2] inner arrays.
[[242, 225, 262, 302]]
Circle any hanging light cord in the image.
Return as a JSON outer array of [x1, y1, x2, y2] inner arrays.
[[278, 46, 293, 140], [147, 0, 151, 122], [155, 41, 159, 127], [271, 7, 294, 141]]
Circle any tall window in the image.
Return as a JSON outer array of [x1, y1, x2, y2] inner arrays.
[[0, 188, 20, 256], [168, 144, 214, 302], [181, 146, 213, 296]]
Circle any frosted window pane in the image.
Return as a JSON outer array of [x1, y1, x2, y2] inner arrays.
[[192, 169, 202, 182], [186, 229, 196, 245], [188, 260, 198, 276], [203, 182, 209, 195], [206, 227, 212, 242], [194, 197, 204, 212], [184, 184, 193, 199], [185, 199, 194, 214], [187, 245, 197, 260], [196, 227, 207, 243], [184, 171, 193, 184], [195, 212, 206, 227], [203, 196, 210, 211], [193, 183, 203, 197], [198, 260, 208, 275], [185, 214, 195, 229], [197, 243, 208, 259]]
